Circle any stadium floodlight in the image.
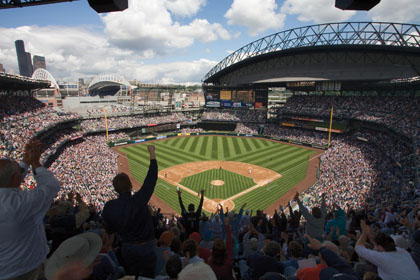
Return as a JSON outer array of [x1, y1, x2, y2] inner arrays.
[[335, 0, 380, 11], [88, 0, 127, 13]]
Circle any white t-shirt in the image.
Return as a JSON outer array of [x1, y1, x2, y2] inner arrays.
[[355, 245, 420, 280]]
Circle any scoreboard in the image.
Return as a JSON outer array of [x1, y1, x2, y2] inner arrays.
[[205, 88, 267, 108]]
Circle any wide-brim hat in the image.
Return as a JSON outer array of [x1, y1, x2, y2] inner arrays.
[[45, 232, 102, 279]]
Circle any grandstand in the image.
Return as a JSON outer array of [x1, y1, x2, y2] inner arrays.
[[1, 19, 420, 280]]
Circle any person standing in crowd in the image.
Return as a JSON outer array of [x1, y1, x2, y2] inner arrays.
[[102, 145, 158, 278], [295, 191, 327, 241], [178, 188, 205, 237], [0, 138, 61, 279]]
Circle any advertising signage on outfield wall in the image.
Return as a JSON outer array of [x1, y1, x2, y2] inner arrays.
[[206, 101, 220, 107]]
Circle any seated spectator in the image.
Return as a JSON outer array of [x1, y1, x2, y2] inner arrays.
[[282, 240, 303, 270], [355, 220, 420, 280], [181, 239, 204, 267], [210, 214, 223, 240], [45, 232, 102, 280], [155, 230, 175, 277], [48, 192, 90, 255], [189, 232, 211, 264], [325, 203, 347, 241], [165, 254, 183, 280], [208, 218, 234, 279], [242, 224, 264, 259], [243, 241, 284, 280], [0, 138, 61, 279], [178, 262, 217, 280]]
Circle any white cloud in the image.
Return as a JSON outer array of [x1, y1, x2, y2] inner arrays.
[[368, 0, 420, 22], [0, 26, 217, 83], [225, 0, 286, 36], [101, 0, 230, 55], [130, 59, 216, 83], [281, 0, 356, 23], [164, 0, 206, 17]]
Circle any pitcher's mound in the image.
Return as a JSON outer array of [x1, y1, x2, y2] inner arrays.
[[211, 180, 224, 186]]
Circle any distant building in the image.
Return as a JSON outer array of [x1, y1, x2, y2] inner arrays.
[[0, 63, 5, 73], [33, 55, 46, 71], [15, 40, 33, 77]]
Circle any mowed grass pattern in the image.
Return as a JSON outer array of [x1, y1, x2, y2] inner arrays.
[[180, 169, 255, 199], [118, 136, 315, 213]]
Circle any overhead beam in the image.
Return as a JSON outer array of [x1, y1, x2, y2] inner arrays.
[[0, 0, 77, 9]]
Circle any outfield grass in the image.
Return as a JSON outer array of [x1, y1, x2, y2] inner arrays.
[[118, 136, 315, 213]]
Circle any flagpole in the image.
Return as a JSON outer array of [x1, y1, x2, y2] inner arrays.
[[328, 106, 334, 148]]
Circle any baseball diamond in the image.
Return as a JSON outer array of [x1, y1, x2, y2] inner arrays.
[[115, 135, 322, 214]]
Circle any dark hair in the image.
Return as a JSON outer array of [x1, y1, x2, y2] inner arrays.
[[112, 173, 132, 194], [363, 271, 382, 280], [263, 241, 280, 258], [374, 232, 396, 252], [183, 239, 197, 258], [188, 203, 195, 212], [312, 207, 321, 219], [211, 239, 227, 265], [170, 237, 182, 255], [166, 255, 182, 279], [288, 241, 303, 258]]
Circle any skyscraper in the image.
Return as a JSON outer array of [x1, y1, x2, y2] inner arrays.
[[0, 63, 5, 73], [15, 40, 33, 77], [33, 55, 46, 71]]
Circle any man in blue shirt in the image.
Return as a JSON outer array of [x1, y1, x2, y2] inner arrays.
[[102, 145, 158, 278]]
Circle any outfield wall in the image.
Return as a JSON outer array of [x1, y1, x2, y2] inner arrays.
[[108, 132, 328, 150]]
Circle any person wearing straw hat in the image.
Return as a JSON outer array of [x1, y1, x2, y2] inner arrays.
[[45, 232, 102, 280], [102, 145, 158, 278], [0, 138, 61, 280]]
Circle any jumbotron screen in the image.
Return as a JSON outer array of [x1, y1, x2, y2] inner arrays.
[[205, 88, 267, 108]]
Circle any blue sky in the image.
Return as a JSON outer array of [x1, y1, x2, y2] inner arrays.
[[1, 0, 419, 83]]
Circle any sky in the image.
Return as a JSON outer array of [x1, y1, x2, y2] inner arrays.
[[1, 0, 419, 84]]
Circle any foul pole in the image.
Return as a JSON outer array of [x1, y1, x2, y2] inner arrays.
[[104, 107, 109, 143], [328, 106, 333, 148]]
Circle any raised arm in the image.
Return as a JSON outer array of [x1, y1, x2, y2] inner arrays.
[[295, 192, 310, 219], [178, 190, 187, 215], [196, 189, 205, 216], [19, 139, 61, 222], [134, 145, 158, 204]]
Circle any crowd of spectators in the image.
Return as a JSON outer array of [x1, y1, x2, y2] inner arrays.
[[304, 135, 413, 209], [264, 125, 330, 146], [2, 94, 420, 279], [202, 109, 267, 123], [278, 95, 420, 161], [235, 123, 259, 135], [0, 96, 79, 160], [80, 113, 188, 131], [180, 127, 204, 134], [48, 135, 119, 210]]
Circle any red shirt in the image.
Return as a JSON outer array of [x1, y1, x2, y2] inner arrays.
[[208, 225, 234, 280]]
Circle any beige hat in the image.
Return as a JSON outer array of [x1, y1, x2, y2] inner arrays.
[[45, 232, 102, 279], [178, 262, 216, 280]]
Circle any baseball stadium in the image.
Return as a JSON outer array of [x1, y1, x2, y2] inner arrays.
[[1, 1, 420, 279]]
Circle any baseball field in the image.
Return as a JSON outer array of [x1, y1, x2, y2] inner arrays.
[[116, 135, 321, 214]]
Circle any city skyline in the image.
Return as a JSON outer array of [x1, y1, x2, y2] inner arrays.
[[1, 0, 420, 84]]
